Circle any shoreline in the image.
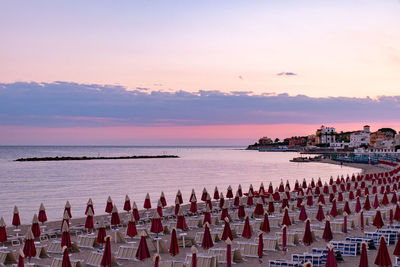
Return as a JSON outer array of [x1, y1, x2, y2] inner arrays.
[[14, 155, 179, 162], [317, 158, 385, 174]]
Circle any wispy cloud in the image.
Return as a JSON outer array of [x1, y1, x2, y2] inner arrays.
[[277, 72, 297, 76], [0, 81, 399, 128]]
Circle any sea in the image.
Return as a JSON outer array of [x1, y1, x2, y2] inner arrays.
[[0, 146, 361, 224]]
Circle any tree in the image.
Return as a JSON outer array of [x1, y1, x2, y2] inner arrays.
[[274, 138, 280, 143], [378, 128, 397, 137]]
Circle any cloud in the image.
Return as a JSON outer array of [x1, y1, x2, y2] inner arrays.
[[277, 72, 297, 76], [0, 81, 400, 128]]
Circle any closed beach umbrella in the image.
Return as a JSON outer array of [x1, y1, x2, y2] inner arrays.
[[0, 217, 7, 244], [282, 207, 291, 227], [233, 192, 240, 207], [247, 191, 254, 206], [12, 206, 21, 227], [38, 203, 47, 224], [242, 216, 252, 239], [132, 202, 140, 221], [97, 219, 107, 245], [237, 184, 243, 197], [62, 246, 72, 267], [174, 197, 180, 216], [318, 194, 325, 205], [61, 221, 71, 248], [382, 192, 389, 206], [105, 196, 113, 214], [238, 198, 246, 219], [176, 208, 188, 230], [343, 212, 348, 233], [201, 222, 214, 249], [206, 193, 212, 209], [201, 188, 208, 201], [322, 218, 333, 242], [136, 231, 150, 261], [220, 200, 229, 221], [190, 195, 198, 213], [160, 192, 167, 207], [374, 236, 391, 267], [85, 207, 94, 232], [17, 249, 24, 267], [126, 213, 138, 238], [299, 204, 308, 222], [359, 241, 368, 267], [326, 245, 338, 267], [226, 238, 232, 267], [373, 194, 380, 209], [254, 197, 264, 217], [23, 229, 36, 260], [31, 214, 40, 238], [191, 246, 198, 267], [394, 204, 400, 221], [343, 199, 351, 214], [281, 194, 289, 209], [258, 232, 264, 261], [219, 193, 224, 209], [360, 210, 364, 232], [111, 204, 120, 226], [101, 236, 112, 267], [306, 191, 313, 206], [373, 208, 384, 229], [213, 186, 219, 200], [176, 190, 183, 204], [267, 195, 275, 214], [259, 188, 266, 203], [391, 192, 397, 205], [260, 212, 270, 233], [169, 228, 179, 256], [61, 210, 70, 230], [64, 201, 72, 218], [123, 194, 131, 212], [221, 217, 233, 241], [150, 211, 163, 235], [154, 254, 161, 267], [393, 231, 400, 257], [203, 205, 212, 225], [85, 198, 94, 215], [226, 185, 234, 198], [355, 197, 361, 213], [144, 193, 152, 210], [156, 199, 163, 217], [267, 182, 273, 194], [363, 195, 371, 211], [302, 219, 313, 246], [189, 189, 196, 202], [282, 225, 287, 253], [330, 199, 338, 218], [316, 204, 325, 221], [249, 184, 254, 195]]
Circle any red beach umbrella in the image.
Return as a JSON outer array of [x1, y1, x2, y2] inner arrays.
[[249, 184, 254, 195], [111, 205, 120, 226], [206, 193, 212, 209], [136, 231, 151, 261], [97, 219, 107, 245], [297, 195, 303, 208], [169, 228, 179, 256], [174, 197, 180, 216], [61, 221, 71, 248], [62, 246, 72, 267], [373, 194, 380, 209], [355, 197, 362, 213], [282, 225, 287, 254], [154, 254, 161, 267], [226, 185, 234, 198], [176, 208, 188, 230], [160, 192, 167, 207], [391, 192, 397, 205], [306, 191, 313, 207], [176, 190, 183, 204], [213, 186, 219, 200], [189, 189, 196, 202], [374, 236, 392, 267], [343, 212, 348, 233], [363, 195, 371, 211], [382, 192, 389, 206], [258, 232, 264, 261], [237, 184, 243, 197], [31, 214, 40, 238], [123, 194, 131, 212], [64, 201, 72, 218], [23, 229, 36, 260], [325, 245, 338, 267], [17, 249, 24, 267], [242, 216, 252, 239], [299, 204, 308, 222], [268, 195, 275, 214], [12, 206, 21, 227], [281, 194, 289, 209], [373, 208, 384, 229], [105, 196, 113, 214], [360, 210, 364, 232], [233, 192, 240, 207], [150, 211, 163, 235], [343, 199, 351, 214], [268, 182, 273, 194], [101, 236, 112, 267], [0, 217, 7, 244], [282, 207, 291, 227], [85, 198, 94, 215], [359, 241, 368, 267], [190, 195, 198, 213], [322, 218, 333, 242], [61, 210, 70, 230], [219, 193, 224, 209], [144, 193, 152, 210], [221, 217, 233, 241], [202, 222, 214, 249], [220, 200, 229, 221], [247, 191, 254, 206], [201, 188, 208, 201], [191, 246, 198, 267], [38, 203, 47, 224], [302, 219, 313, 246], [318, 194, 326, 205], [330, 199, 338, 218], [260, 212, 270, 233], [132, 202, 140, 221], [156, 199, 163, 217], [126, 214, 138, 238], [394, 204, 400, 221], [254, 197, 264, 217], [203, 205, 212, 225], [238, 199, 246, 219], [393, 231, 400, 257], [85, 207, 94, 232], [226, 238, 232, 267], [316, 204, 325, 222]]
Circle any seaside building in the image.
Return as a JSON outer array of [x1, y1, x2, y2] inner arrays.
[[315, 125, 336, 145], [258, 136, 273, 146], [370, 131, 394, 147], [349, 125, 370, 148]]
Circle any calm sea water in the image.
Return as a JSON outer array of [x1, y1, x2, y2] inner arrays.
[[0, 146, 361, 224]]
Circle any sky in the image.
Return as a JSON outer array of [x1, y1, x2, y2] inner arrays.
[[1, 1, 400, 145]]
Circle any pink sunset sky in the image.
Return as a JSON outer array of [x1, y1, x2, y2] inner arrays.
[[1, 1, 400, 145]]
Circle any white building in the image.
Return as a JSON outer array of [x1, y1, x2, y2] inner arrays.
[[316, 126, 336, 145], [349, 126, 370, 148]]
